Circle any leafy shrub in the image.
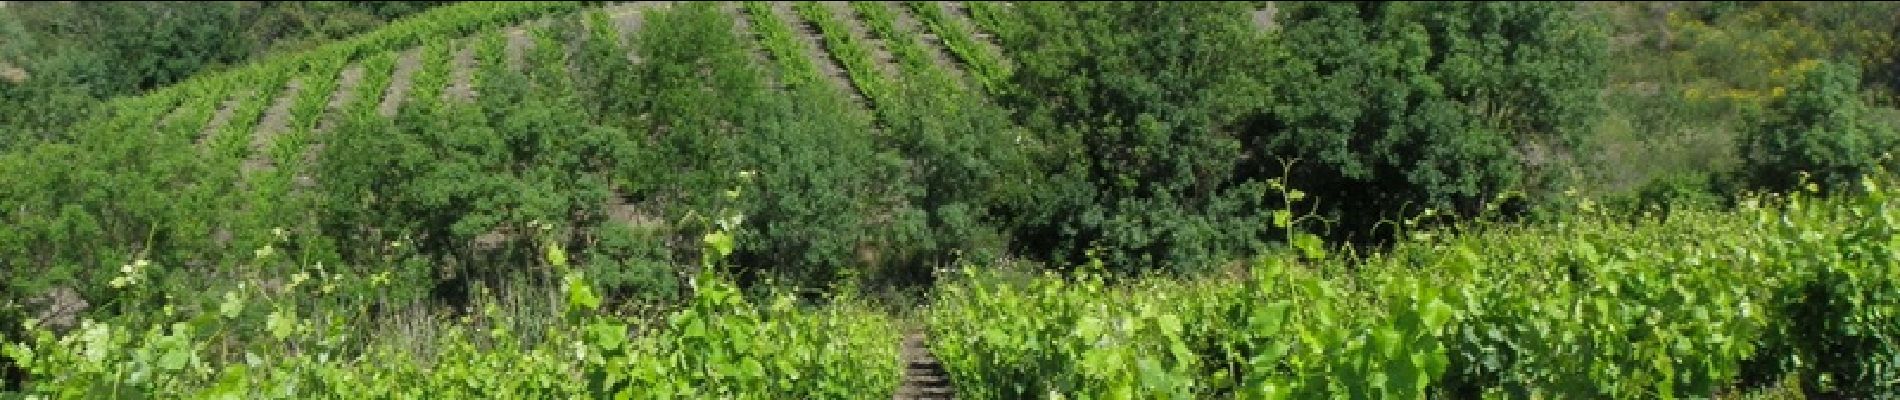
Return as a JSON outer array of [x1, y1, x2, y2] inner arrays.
[[315, 42, 629, 302], [984, 1, 1274, 274], [726, 83, 909, 289], [1606, 171, 1726, 217], [2, 223, 901, 398], [873, 72, 1033, 284], [1739, 60, 1898, 192], [1255, 1, 1610, 238]]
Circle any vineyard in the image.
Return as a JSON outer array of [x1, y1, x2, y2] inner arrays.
[[4, 1, 1900, 398]]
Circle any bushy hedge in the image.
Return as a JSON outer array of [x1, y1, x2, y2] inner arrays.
[[929, 177, 1900, 398], [1254, 1, 1609, 238]]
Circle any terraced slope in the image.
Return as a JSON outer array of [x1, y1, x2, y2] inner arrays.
[[242, 77, 304, 177], [33, 2, 1276, 395], [888, 1, 968, 83], [378, 49, 423, 117], [823, 2, 901, 80], [445, 45, 478, 103], [772, 1, 865, 105]]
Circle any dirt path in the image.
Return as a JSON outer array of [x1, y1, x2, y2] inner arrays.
[[1252, 2, 1278, 31], [505, 27, 533, 72], [320, 65, 368, 131], [771, 1, 865, 105], [941, 2, 1004, 59], [445, 44, 478, 103], [158, 101, 188, 131], [895, 330, 955, 400], [295, 64, 367, 189], [197, 94, 246, 147], [377, 49, 423, 117], [823, 2, 900, 80], [243, 78, 305, 176], [888, 1, 968, 83], [604, 2, 672, 50]]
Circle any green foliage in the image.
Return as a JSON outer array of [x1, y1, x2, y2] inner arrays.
[[1258, 1, 1609, 237], [930, 176, 1900, 398], [984, 1, 1273, 273], [16, 3, 1900, 398], [743, 1, 823, 88], [3, 240, 901, 398], [571, 9, 644, 127], [0, 1, 470, 148], [794, 1, 894, 107], [727, 83, 905, 288], [1739, 60, 1899, 193], [614, 2, 761, 212], [1580, 1, 1900, 202], [1605, 171, 1727, 218], [4, 2, 250, 93], [315, 44, 627, 298], [904, 1, 1010, 93]]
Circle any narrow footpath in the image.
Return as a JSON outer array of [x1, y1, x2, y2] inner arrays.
[[894, 329, 954, 400]]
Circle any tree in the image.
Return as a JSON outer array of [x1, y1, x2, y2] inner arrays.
[[989, 1, 1273, 273], [1252, 1, 1609, 240], [1739, 60, 1898, 192]]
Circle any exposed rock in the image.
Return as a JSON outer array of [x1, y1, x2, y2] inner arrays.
[[27, 286, 86, 333]]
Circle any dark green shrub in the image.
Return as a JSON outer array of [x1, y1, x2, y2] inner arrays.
[[1254, 1, 1609, 240], [986, 1, 1274, 273], [727, 84, 909, 290], [1607, 171, 1725, 217], [316, 46, 629, 302], [1739, 60, 1899, 193], [874, 75, 1034, 283]]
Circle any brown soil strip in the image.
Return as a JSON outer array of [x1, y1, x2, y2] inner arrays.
[[772, 1, 865, 104], [243, 78, 305, 177], [297, 64, 367, 188], [1253, 2, 1279, 31], [723, 0, 781, 90], [316, 64, 367, 133], [823, 1, 900, 79], [889, 1, 967, 81], [377, 49, 423, 117], [197, 93, 249, 148], [445, 44, 478, 103], [941, 2, 1006, 62], [505, 27, 533, 72], [894, 330, 955, 400]]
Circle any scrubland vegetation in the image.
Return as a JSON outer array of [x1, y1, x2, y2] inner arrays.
[[3, 1, 1899, 398]]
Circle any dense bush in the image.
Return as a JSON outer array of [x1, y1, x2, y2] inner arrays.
[[315, 40, 631, 304], [983, 1, 1274, 273], [873, 78, 1034, 281], [11, 3, 1900, 397], [1254, 1, 1609, 239], [1739, 60, 1899, 193], [1604, 171, 1727, 218]]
